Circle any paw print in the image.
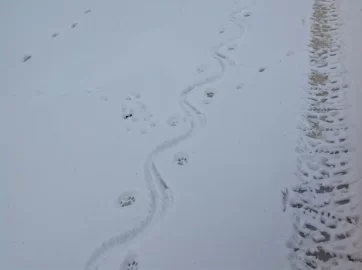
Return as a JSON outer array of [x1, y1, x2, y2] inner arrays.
[[117, 192, 137, 208], [243, 11, 252, 17], [121, 252, 139, 270], [125, 260, 138, 270], [166, 115, 181, 127], [236, 83, 244, 90], [203, 88, 217, 104], [173, 152, 189, 166]]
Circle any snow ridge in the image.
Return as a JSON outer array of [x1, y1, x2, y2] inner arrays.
[[287, 0, 362, 269], [84, 3, 254, 270]]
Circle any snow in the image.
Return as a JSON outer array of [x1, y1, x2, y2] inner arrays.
[[2, 0, 361, 269]]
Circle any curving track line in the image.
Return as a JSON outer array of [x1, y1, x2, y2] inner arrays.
[[84, 4, 254, 270]]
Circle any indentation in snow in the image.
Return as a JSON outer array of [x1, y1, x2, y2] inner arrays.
[[117, 191, 137, 208], [173, 152, 189, 166]]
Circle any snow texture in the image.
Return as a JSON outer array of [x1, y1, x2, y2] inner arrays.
[[287, 0, 362, 269], [3, 0, 362, 269]]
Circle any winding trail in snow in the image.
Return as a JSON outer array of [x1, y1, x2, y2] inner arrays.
[[84, 3, 254, 270]]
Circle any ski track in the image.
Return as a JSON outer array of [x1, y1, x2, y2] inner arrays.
[[84, 3, 255, 270]]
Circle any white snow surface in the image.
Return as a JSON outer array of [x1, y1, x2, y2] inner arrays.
[[8, 0, 362, 269]]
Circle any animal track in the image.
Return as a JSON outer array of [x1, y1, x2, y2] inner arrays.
[[236, 83, 244, 90], [228, 44, 237, 51], [203, 88, 217, 104], [243, 11, 252, 17], [205, 88, 216, 98], [196, 64, 207, 74], [166, 115, 182, 127], [258, 67, 266, 72], [22, 55, 32, 63], [218, 27, 226, 34], [22, 8, 92, 62], [124, 113, 133, 120], [117, 191, 137, 208], [120, 252, 139, 270], [121, 94, 155, 134], [173, 152, 189, 166], [85, 3, 253, 269]]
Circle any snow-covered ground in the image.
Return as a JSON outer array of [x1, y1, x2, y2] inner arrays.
[[1, 0, 362, 269]]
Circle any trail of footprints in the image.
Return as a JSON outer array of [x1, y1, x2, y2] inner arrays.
[[51, 9, 91, 38], [22, 9, 92, 62], [92, 5, 256, 270], [288, 1, 362, 270]]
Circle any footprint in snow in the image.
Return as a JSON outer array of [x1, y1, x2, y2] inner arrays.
[[173, 151, 189, 166], [71, 23, 78, 28], [259, 67, 266, 72], [121, 252, 139, 270], [196, 64, 207, 74], [236, 83, 244, 90], [218, 27, 226, 34], [122, 95, 155, 134], [167, 115, 181, 127], [85, 9, 91, 14], [228, 44, 237, 51], [243, 11, 252, 17], [117, 191, 137, 208], [204, 88, 217, 104], [52, 32, 60, 38], [123, 113, 133, 119], [22, 54, 32, 63]]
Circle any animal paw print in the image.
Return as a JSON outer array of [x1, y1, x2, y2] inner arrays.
[[203, 88, 217, 104], [121, 252, 139, 270], [258, 67, 266, 72], [173, 151, 189, 166], [22, 54, 32, 63], [117, 191, 137, 208], [243, 11, 252, 17], [236, 83, 244, 90], [227, 44, 238, 51], [196, 64, 207, 74], [166, 115, 182, 127], [218, 27, 226, 34], [121, 93, 156, 134]]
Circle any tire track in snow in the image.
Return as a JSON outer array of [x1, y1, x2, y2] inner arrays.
[[84, 3, 254, 270], [287, 0, 362, 269]]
